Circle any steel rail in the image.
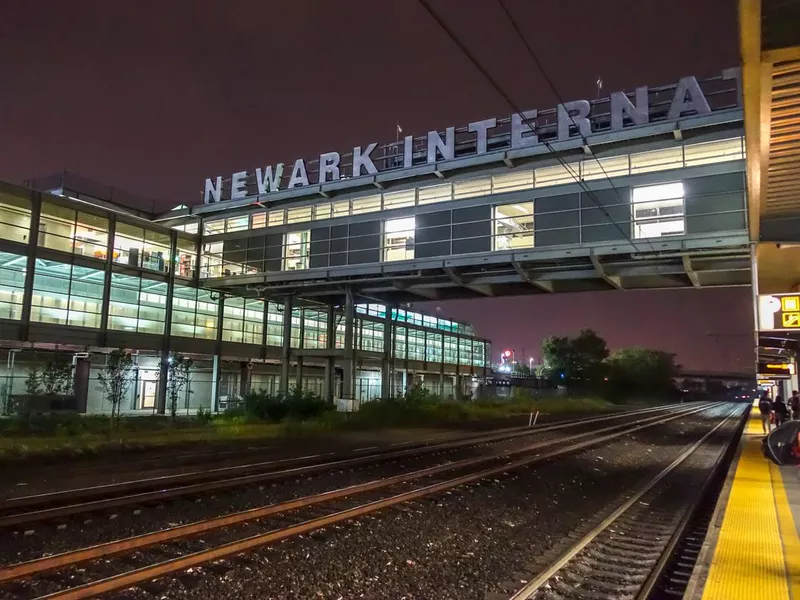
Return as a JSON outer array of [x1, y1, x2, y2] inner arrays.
[[2, 402, 694, 511], [0, 401, 712, 583], [0, 403, 712, 528], [4, 402, 717, 599], [506, 404, 743, 600]]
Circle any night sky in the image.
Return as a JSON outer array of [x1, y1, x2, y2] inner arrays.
[[0, 0, 753, 372]]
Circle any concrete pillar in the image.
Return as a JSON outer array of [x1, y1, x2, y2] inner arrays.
[[73, 355, 91, 414], [342, 288, 355, 399], [381, 305, 392, 399], [439, 335, 446, 398], [239, 361, 252, 398], [455, 334, 462, 400], [280, 297, 293, 395], [323, 304, 335, 402]]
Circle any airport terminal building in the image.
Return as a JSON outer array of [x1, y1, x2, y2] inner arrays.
[[0, 69, 748, 414]]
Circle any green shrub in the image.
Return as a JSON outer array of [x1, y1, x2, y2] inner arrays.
[[240, 388, 333, 423], [196, 407, 213, 425]]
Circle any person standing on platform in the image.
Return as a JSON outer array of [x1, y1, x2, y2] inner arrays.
[[791, 390, 800, 420], [759, 392, 774, 434], [774, 394, 788, 428]]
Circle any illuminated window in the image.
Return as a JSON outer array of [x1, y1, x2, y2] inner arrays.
[[683, 138, 744, 166], [283, 230, 310, 271], [351, 195, 382, 215], [287, 206, 312, 224], [630, 147, 683, 174], [384, 217, 415, 261], [0, 190, 32, 244], [268, 210, 285, 226], [382, 190, 415, 210], [38, 203, 109, 259], [314, 203, 332, 220], [454, 178, 490, 199], [203, 219, 225, 235], [493, 203, 534, 250], [31, 260, 104, 329], [333, 200, 350, 218], [113, 223, 171, 273], [226, 215, 249, 232], [252, 212, 267, 229], [0, 250, 26, 320], [108, 274, 167, 335], [581, 155, 630, 180], [632, 182, 685, 239], [492, 170, 534, 194], [418, 183, 452, 206], [535, 163, 579, 187]]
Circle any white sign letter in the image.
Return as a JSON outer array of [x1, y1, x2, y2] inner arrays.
[[318, 152, 340, 184], [231, 171, 248, 200], [427, 127, 455, 163], [468, 118, 496, 154], [204, 176, 222, 204], [668, 76, 711, 120], [353, 143, 378, 176], [557, 100, 592, 141], [511, 110, 538, 149], [610, 87, 649, 130], [288, 159, 309, 188], [403, 135, 414, 168], [256, 164, 283, 194]]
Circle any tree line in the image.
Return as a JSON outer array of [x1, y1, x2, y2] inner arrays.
[[539, 329, 680, 397]]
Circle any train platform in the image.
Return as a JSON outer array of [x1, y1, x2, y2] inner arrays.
[[688, 409, 800, 599]]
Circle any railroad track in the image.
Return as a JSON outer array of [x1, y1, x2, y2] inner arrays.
[[503, 402, 747, 600], [0, 402, 710, 529], [0, 401, 719, 600]]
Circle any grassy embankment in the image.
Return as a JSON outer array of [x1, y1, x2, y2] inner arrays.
[[0, 393, 626, 459]]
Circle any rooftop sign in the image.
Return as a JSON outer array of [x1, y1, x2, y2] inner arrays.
[[203, 69, 741, 204]]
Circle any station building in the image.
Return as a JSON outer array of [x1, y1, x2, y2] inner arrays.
[[0, 69, 748, 415]]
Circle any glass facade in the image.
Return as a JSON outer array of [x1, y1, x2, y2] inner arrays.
[[114, 222, 171, 273], [0, 189, 32, 245], [0, 251, 26, 320], [108, 273, 168, 335], [222, 297, 263, 345], [31, 260, 104, 328], [39, 202, 109, 259], [171, 285, 218, 340]]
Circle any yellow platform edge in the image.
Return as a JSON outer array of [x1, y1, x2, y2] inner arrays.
[[701, 412, 796, 600]]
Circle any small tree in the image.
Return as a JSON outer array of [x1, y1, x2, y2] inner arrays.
[[41, 359, 73, 396], [541, 329, 609, 387], [604, 348, 680, 398], [25, 367, 42, 395], [167, 353, 193, 421], [98, 349, 136, 427]]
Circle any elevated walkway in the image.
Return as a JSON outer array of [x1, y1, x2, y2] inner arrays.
[[689, 410, 800, 599]]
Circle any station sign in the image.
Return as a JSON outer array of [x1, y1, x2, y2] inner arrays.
[[758, 362, 794, 378], [758, 293, 800, 331], [203, 68, 741, 204]]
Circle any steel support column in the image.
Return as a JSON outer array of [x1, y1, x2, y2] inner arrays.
[[342, 288, 355, 400], [20, 191, 42, 342], [73, 356, 91, 414], [98, 215, 116, 344], [156, 230, 179, 415], [323, 304, 335, 402], [380, 305, 392, 400], [280, 297, 293, 395]]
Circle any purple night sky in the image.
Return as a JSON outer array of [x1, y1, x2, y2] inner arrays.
[[0, 0, 753, 372]]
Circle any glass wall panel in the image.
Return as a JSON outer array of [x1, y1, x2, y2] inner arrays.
[[0, 251, 27, 320], [351, 195, 381, 215], [418, 183, 452, 206], [114, 223, 171, 273], [492, 171, 534, 193], [382, 190, 415, 210], [290, 308, 301, 348], [629, 147, 683, 174], [287, 207, 312, 224], [493, 203, 534, 250], [408, 329, 425, 360], [459, 338, 472, 366], [0, 190, 32, 244], [31, 259, 104, 328], [222, 297, 263, 344], [425, 331, 442, 362], [302, 308, 328, 349], [266, 301, 284, 346], [472, 340, 485, 367], [394, 325, 407, 361], [108, 273, 167, 335], [38, 203, 109, 259], [357, 319, 384, 353], [535, 163, 580, 187], [443, 335, 458, 364], [384, 217, 415, 261], [175, 235, 196, 278], [632, 182, 685, 239], [170, 285, 218, 339], [283, 231, 310, 271]]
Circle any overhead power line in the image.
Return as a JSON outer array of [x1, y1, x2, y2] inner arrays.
[[495, 0, 655, 252], [415, 0, 653, 253]]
